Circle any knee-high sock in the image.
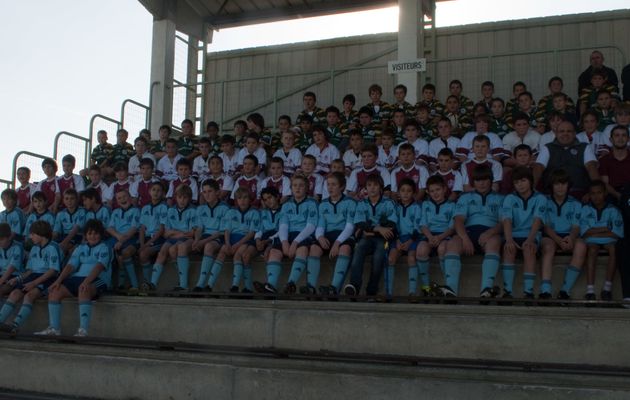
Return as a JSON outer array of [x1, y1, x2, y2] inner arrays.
[[176, 256, 190, 288], [444, 253, 462, 295], [306, 256, 321, 288], [196, 255, 215, 288], [49, 301, 62, 331], [141, 262, 152, 282], [12, 303, 33, 328], [561, 265, 581, 295], [0, 300, 16, 323], [123, 258, 138, 288], [502, 264, 516, 293], [385, 262, 395, 296], [417, 258, 430, 287], [331, 255, 350, 291], [523, 272, 536, 294], [408, 264, 419, 294], [79, 301, 92, 331], [207, 259, 224, 289], [266, 261, 282, 288], [480, 253, 500, 292], [231, 261, 244, 287], [287, 257, 307, 284], [150, 263, 164, 286], [243, 265, 253, 291]]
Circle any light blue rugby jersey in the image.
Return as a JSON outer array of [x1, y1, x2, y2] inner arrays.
[[354, 196, 397, 227], [140, 202, 168, 236], [0, 208, 25, 238], [419, 199, 455, 234], [165, 205, 197, 232], [395, 201, 422, 237], [53, 207, 87, 235], [259, 208, 282, 237], [544, 195, 582, 235], [280, 197, 318, 233], [85, 206, 111, 227], [68, 241, 113, 288], [23, 211, 55, 238], [225, 207, 260, 235], [454, 191, 504, 228], [580, 202, 624, 244], [27, 240, 62, 274], [317, 195, 356, 233], [195, 201, 230, 235], [0, 241, 24, 275], [500, 192, 546, 238], [108, 206, 140, 234]]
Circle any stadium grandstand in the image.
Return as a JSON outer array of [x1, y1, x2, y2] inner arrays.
[[1, 1, 630, 399]]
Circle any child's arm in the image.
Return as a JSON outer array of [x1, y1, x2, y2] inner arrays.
[[0, 266, 16, 285], [523, 218, 542, 248], [49, 263, 76, 292], [106, 227, 122, 241], [138, 225, 147, 247], [80, 264, 106, 288]]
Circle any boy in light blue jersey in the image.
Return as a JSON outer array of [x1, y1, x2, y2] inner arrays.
[[270, 175, 318, 295], [53, 188, 86, 257], [0, 223, 25, 296], [581, 180, 624, 301], [386, 178, 422, 297], [0, 221, 61, 334], [307, 172, 356, 296], [191, 179, 231, 292], [217, 187, 260, 293], [344, 174, 397, 297], [253, 187, 284, 294], [35, 219, 112, 337], [82, 188, 111, 228], [416, 175, 456, 296], [0, 189, 25, 242], [501, 166, 546, 300], [149, 185, 196, 291], [448, 164, 504, 298], [106, 190, 140, 294], [540, 169, 586, 301], [137, 182, 168, 290], [22, 191, 55, 251]]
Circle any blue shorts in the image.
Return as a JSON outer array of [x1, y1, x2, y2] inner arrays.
[[585, 238, 618, 246], [144, 236, 166, 252], [17, 272, 56, 292], [390, 234, 419, 252], [315, 230, 355, 250], [272, 231, 314, 250], [419, 232, 450, 257], [467, 225, 494, 254], [62, 276, 107, 297], [166, 237, 191, 246], [201, 233, 225, 246], [228, 233, 255, 247], [56, 233, 82, 245], [106, 236, 138, 251], [511, 237, 540, 250]]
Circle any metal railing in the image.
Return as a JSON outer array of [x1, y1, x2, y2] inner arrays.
[[121, 99, 150, 132], [88, 114, 122, 159], [12, 151, 51, 188], [53, 131, 90, 170]]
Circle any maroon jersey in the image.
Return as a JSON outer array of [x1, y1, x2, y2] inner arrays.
[[234, 176, 260, 204], [265, 177, 284, 194], [17, 184, 32, 210], [37, 179, 59, 208], [110, 180, 131, 209], [464, 159, 492, 181], [356, 169, 382, 191], [437, 170, 457, 197], [134, 179, 156, 208], [57, 176, 76, 195], [393, 166, 421, 187]]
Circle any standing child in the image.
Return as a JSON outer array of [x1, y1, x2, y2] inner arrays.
[[0, 223, 25, 296], [581, 180, 624, 301], [321, 159, 346, 200], [273, 130, 302, 177], [415, 175, 456, 296], [35, 219, 112, 337], [0, 189, 25, 241], [166, 158, 199, 206], [53, 189, 86, 257], [457, 114, 505, 161], [357, 107, 380, 145], [0, 221, 61, 334], [489, 98, 510, 139], [364, 84, 390, 131], [415, 83, 444, 123], [35, 158, 61, 214], [500, 166, 546, 300], [443, 95, 472, 138], [137, 182, 168, 290], [190, 180, 230, 292], [16, 167, 35, 213], [401, 120, 429, 165], [106, 190, 140, 293]]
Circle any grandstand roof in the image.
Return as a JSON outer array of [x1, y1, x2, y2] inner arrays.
[[140, 0, 445, 31]]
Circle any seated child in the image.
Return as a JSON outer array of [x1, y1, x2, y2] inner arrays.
[[156, 138, 183, 182], [127, 137, 156, 182], [433, 148, 463, 202], [57, 154, 85, 197], [23, 191, 55, 250], [0, 189, 25, 242], [258, 157, 291, 202], [346, 144, 391, 200], [35, 158, 61, 213], [166, 158, 199, 206], [137, 182, 168, 290], [299, 155, 324, 201], [461, 135, 503, 192], [207, 155, 234, 201], [16, 167, 35, 213], [53, 189, 86, 257], [377, 129, 399, 171], [342, 130, 364, 174], [0, 223, 25, 297], [104, 162, 132, 209], [130, 158, 161, 208], [390, 143, 429, 202], [253, 187, 283, 294], [106, 190, 140, 293], [231, 155, 260, 206], [305, 125, 340, 176]]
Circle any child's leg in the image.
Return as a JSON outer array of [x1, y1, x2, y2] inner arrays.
[[195, 241, 220, 288], [150, 243, 172, 287], [415, 242, 431, 291], [502, 241, 517, 295], [12, 289, 42, 330], [77, 285, 99, 334], [603, 243, 617, 294], [231, 245, 246, 289], [208, 245, 228, 289], [0, 289, 25, 324], [586, 244, 599, 290], [121, 246, 138, 289], [241, 245, 258, 292], [46, 285, 72, 332], [540, 238, 558, 295], [444, 238, 463, 295], [139, 246, 160, 282], [265, 249, 284, 289], [385, 248, 400, 297], [286, 246, 309, 287], [347, 238, 372, 293], [522, 241, 538, 296], [330, 245, 352, 292], [561, 239, 586, 296], [175, 240, 193, 289], [480, 235, 502, 293], [307, 244, 323, 290], [365, 237, 387, 296]]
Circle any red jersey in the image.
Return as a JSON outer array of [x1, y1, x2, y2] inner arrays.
[[17, 184, 32, 210], [57, 176, 76, 195], [233, 175, 260, 205], [110, 180, 131, 209], [36, 178, 59, 208]]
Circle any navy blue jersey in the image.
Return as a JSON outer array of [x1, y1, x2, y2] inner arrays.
[[454, 191, 504, 228]]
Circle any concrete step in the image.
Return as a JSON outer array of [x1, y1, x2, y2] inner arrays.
[[127, 255, 622, 299], [1, 338, 629, 400], [16, 297, 630, 368]]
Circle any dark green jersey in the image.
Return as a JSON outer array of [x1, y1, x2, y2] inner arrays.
[[296, 130, 313, 153], [111, 143, 134, 166], [490, 116, 510, 138], [387, 101, 415, 119], [536, 93, 576, 122], [296, 107, 326, 125], [415, 99, 444, 120], [418, 120, 438, 141], [593, 108, 616, 131], [150, 140, 167, 155], [364, 101, 390, 129], [177, 135, 199, 157], [91, 143, 113, 166]]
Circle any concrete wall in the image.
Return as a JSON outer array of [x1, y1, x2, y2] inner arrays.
[[203, 10, 630, 130]]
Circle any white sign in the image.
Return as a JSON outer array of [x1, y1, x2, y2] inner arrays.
[[388, 58, 426, 74]]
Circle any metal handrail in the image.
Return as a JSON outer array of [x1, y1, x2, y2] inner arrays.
[[0, 178, 13, 189], [53, 131, 90, 168], [12, 151, 51, 187], [88, 114, 121, 167], [120, 99, 150, 131]]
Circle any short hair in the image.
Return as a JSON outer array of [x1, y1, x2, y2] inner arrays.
[[175, 184, 193, 199], [404, 119, 419, 130], [176, 158, 192, 169], [513, 81, 527, 90], [88, 165, 101, 174], [159, 125, 172, 135], [591, 69, 607, 79], [209, 155, 223, 164], [365, 173, 384, 189], [327, 171, 347, 189], [580, 110, 599, 124], [589, 179, 607, 192], [31, 191, 47, 204], [342, 94, 356, 105], [0, 223, 11, 239], [394, 84, 407, 94], [243, 154, 259, 167], [117, 128, 129, 137], [1, 189, 17, 202], [247, 113, 265, 130], [361, 144, 378, 157], [30, 220, 52, 239], [616, 104, 630, 115], [426, 174, 446, 187], [325, 106, 340, 116], [300, 114, 314, 124], [358, 106, 373, 118], [348, 129, 363, 139], [303, 91, 317, 101], [398, 178, 417, 193], [422, 83, 436, 92], [552, 92, 568, 101], [398, 143, 415, 154], [368, 84, 382, 95], [491, 97, 505, 107], [472, 135, 491, 146], [41, 158, 58, 172], [474, 113, 491, 124], [84, 219, 106, 237], [511, 166, 533, 186], [446, 95, 459, 104], [415, 104, 430, 113], [511, 112, 529, 124], [165, 138, 178, 146], [270, 156, 284, 167], [381, 128, 395, 139], [198, 137, 211, 146], [113, 162, 127, 173], [481, 81, 494, 89], [234, 120, 247, 129], [206, 121, 219, 130], [312, 125, 327, 138], [610, 125, 630, 137], [302, 154, 317, 164], [291, 173, 309, 187], [548, 76, 563, 87], [513, 144, 533, 155], [63, 188, 79, 200], [245, 132, 260, 143], [437, 116, 452, 126], [221, 134, 236, 145], [547, 110, 567, 122], [548, 168, 571, 186], [201, 179, 220, 191], [518, 91, 533, 101], [81, 188, 102, 203], [278, 115, 292, 124], [437, 147, 454, 158], [181, 119, 194, 127], [139, 158, 155, 169], [260, 186, 280, 199], [17, 166, 31, 176], [471, 164, 493, 183], [61, 154, 76, 166], [134, 136, 148, 145], [449, 79, 462, 88]]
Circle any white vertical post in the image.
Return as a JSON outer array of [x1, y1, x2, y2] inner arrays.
[[149, 19, 176, 139], [397, 0, 424, 104]]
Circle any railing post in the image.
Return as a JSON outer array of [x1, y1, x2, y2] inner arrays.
[[273, 75, 278, 131], [330, 69, 335, 107], [219, 81, 225, 132]]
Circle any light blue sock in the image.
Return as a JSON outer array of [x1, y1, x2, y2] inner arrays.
[[0, 301, 16, 323], [79, 301, 92, 331], [523, 272, 536, 294], [117, 265, 127, 287], [540, 279, 552, 294], [141, 262, 152, 282], [12, 303, 32, 328], [287, 257, 307, 284], [177, 256, 190, 288], [385, 265, 395, 296], [444, 253, 462, 295], [243, 266, 253, 291], [207, 259, 224, 288], [331, 255, 350, 290], [480, 253, 500, 291], [267, 261, 282, 288], [561, 265, 581, 294], [502, 264, 516, 293], [439, 257, 445, 275], [306, 256, 321, 288], [417, 258, 430, 287], [123, 258, 138, 288], [408, 265, 418, 294], [196, 255, 215, 288], [150, 263, 163, 286], [231, 261, 244, 287], [49, 301, 61, 331]]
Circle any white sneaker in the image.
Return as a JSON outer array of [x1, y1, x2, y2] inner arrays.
[[623, 298, 630, 309], [73, 328, 88, 337], [34, 326, 60, 336]]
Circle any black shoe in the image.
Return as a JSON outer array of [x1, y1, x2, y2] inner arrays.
[[479, 286, 498, 305], [523, 291, 534, 306], [299, 285, 316, 295], [0, 323, 13, 333], [601, 290, 613, 302], [253, 281, 266, 293], [241, 288, 253, 299], [343, 284, 357, 296], [500, 290, 513, 306], [263, 283, 278, 294], [584, 292, 596, 307], [229, 286, 240, 293], [172, 286, 186, 292], [538, 292, 552, 306], [191, 286, 205, 293], [557, 290, 570, 300], [283, 281, 296, 295]]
